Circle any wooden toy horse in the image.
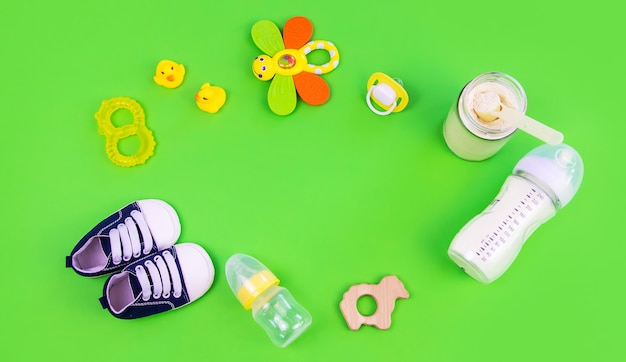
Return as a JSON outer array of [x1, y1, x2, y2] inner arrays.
[[339, 275, 409, 330]]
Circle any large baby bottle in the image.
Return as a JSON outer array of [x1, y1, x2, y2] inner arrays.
[[225, 254, 312, 347], [448, 143, 584, 283]]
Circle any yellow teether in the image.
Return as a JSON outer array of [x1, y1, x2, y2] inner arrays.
[[154, 60, 185, 88], [94, 97, 156, 167]]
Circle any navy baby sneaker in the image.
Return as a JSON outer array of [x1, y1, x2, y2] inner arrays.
[[99, 243, 215, 319], [66, 199, 181, 277]]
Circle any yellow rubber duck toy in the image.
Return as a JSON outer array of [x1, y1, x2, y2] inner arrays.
[[195, 83, 226, 113], [154, 60, 185, 88]]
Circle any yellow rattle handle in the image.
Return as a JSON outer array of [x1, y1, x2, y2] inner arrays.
[[301, 40, 340, 75]]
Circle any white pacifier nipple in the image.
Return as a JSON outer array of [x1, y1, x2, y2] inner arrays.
[[372, 83, 396, 107]]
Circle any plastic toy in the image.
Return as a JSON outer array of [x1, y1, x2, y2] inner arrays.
[[154, 60, 185, 88], [251, 16, 340, 115], [366, 72, 409, 116], [195, 83, 226, 113], [225, 254, 312, 347], [94, 97, 156, 167], [339, 275, 408, 331]]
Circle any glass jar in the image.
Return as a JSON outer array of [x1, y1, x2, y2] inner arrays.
[[443, 72, 527, 161]]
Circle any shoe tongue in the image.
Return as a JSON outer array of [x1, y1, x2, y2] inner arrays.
[[99, 236, 112, 256], [127, 272, 144, 299]]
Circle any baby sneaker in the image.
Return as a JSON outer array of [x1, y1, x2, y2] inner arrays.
[[99, 243, 215, 319], [66, 199, 181, 277]]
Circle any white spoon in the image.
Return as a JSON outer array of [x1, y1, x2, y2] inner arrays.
[[474, 92, 564, 145]]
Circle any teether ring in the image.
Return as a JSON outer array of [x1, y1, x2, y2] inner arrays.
[[339, 275, 409, 330], [94, 97, 156, 167]]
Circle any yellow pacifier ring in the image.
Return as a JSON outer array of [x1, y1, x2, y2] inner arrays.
[[94, 97, 156, 167]]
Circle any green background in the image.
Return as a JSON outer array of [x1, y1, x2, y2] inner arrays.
[[2, 0, 624, 360]]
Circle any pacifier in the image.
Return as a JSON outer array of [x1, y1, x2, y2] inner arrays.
[[366, 72, 409, 116]]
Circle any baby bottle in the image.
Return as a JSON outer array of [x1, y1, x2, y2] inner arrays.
[[448, 143, 584, 283], [225, 254, 312, 347]]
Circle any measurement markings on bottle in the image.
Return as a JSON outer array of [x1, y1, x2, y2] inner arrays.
[[476, 187, 545, 262]]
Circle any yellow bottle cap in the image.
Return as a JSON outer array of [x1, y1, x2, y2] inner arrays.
[[237, 270, 280, 310]]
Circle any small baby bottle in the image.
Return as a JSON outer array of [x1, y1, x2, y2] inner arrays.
[[448, 143, 584, 283], [225, 254, 312, 347]]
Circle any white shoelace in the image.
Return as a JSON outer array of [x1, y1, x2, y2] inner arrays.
[[135, 251, 183, 300], [108, 210, 154, 265]]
